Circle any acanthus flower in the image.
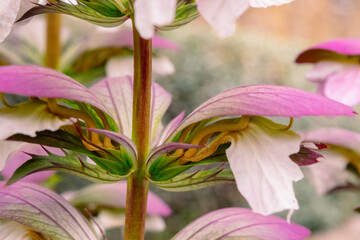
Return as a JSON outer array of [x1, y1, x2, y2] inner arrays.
[[0, 65, 355, 217]]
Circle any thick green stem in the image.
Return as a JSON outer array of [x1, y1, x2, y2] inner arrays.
[[123, 22, 152, 240], [44, 14, 61, 70]]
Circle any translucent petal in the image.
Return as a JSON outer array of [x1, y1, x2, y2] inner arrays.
[[226, 117, 303, 215]]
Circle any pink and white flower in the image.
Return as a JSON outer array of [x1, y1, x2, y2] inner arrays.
[[0, 65, 355, 217], [296, 38, 360, 106]]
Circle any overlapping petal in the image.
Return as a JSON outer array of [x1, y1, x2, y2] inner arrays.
[[0, 144, 60, 183], [226, 117, 303, 215], [322, 65, 360, 106], [0, 65, 109, 113], [0, 0, 21, 42], [0, 182, 99, 240], [168, 85, 355, 140], [0, 101, 70, 170], [134, 0, 177, 39], [296, 39, 360, 63], [90, 76, 171, 142], [172, 208, 310, 240]]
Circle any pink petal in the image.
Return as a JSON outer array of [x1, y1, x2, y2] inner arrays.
[[168, 85, 355, 140], [157, 111, 185, 145], [172, 208, 311, 240], [323, 65, 360, 106], [0, 65, 109, 113], [296, 39, 360, 63], [1, 144, 58, 183], [301, 128, 360, 153], [91, 77, 171, 143]]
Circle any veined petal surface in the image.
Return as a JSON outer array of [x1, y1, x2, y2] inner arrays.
[[134, 0, 177, 39], [0, 65, 108, 113], [196, 0, 249, 38], [0, 0, 21, 42], [91, 77, 171, 142], [226, 117, 303, 215], [169, 85, 355, 140], [172, 208, 310, 240], [0, 182, 99, 240], [0, 101, 70, 139]]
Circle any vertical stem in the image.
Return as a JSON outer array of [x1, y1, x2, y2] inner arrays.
[[44, 13, 61, 70], [123, 22, 152, 240]]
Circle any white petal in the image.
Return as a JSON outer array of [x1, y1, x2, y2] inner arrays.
[[106, 57, 134, 77], [250, 0, 294, 8], [152, 56, 175, 76], [96, 210, 166, 232], [0, 0, 21, 42], [0, 220, 33, 240], [106, 56, 175, 77], [304, 150, 348, 195], [196, 0, 249, 37], [134, 0, 177, 39], [0, 101, 71, 139], [226, 117, 303, 215]]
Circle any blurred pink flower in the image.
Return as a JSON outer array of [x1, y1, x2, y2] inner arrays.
[[296, 38, 360, 106], [301, 128, 360, 194]]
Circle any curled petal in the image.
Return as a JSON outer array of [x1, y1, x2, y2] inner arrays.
[[134, 0, 177, 39], [0, 101, 70, 139], [226, 117, 303, 215], [169, 85, 355, 140], [0, 0, 21, 42], [86, 128, 137, 160], [250, 0, 294, 8], [0, 182, 99, 240], [172, 208, 311, 240], [196, 0, 249, 37], [296, 39, 360, 63], [0, 65, 109, 113]]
